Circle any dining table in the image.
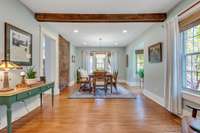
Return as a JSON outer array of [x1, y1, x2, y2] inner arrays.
[[88, 72, 113, 94]]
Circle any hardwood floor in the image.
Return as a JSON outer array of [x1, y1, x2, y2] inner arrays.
[[2, 84, 181, 133]]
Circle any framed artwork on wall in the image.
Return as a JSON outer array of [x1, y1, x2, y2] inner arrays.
[[148, 42, 162, 63], [72, 55, 75, 63], [5, 23, 32, 66], [126, 54, 128, 67]]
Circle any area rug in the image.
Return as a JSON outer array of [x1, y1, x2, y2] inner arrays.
[[68, 85, 136, 99]]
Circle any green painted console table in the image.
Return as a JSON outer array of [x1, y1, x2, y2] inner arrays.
[[0, 82, 54, 133]]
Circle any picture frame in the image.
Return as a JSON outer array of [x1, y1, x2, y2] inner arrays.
[[148, 42, 162, 63], [72, 55, 75, 63], [5, 23, 32, 66], [126, 54, 128, 67]]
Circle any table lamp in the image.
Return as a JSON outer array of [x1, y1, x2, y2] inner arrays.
[[0, 60, 22, 92]]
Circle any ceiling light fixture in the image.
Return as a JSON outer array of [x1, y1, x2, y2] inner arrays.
[[98, 38, 102, 46], [73, 29, 79, 33], [123, 30, 127, 33]]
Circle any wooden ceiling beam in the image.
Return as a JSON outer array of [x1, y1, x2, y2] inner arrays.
[[35, 13, 167, 23]]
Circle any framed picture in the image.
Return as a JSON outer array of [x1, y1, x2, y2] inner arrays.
[[148, 43, 162, 63], [126, 54, 128, 67], [72, 55, 75, 63], [5, 23, 32, 66]]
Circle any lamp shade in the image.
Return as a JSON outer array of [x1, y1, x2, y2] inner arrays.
[[0, 60, 22, 71]]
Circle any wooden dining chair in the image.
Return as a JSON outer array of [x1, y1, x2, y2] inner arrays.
[[92, 71, 108, 96], [107, 71, 118, 91], [78, 69, 90, 92], [113, 71, 118, 90]]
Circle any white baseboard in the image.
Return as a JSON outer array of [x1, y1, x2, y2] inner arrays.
[[68, 81, 75, 86], [118, 79, 127, 83], [127, 81, 140, 87], [143, 89, 165, 107]]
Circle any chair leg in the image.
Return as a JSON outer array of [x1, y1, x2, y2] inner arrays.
[[105, 85, 107, 96], [79, 84, 82, 92], [94, 86, 96, 96], [114, 83, 117, 90], [89, 86, 93, 93]]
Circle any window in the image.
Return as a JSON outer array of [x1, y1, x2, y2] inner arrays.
[[89, 54, 93, 73], [136, 50, 144, 73], [96, 54, 106, 70], [183, 24, 200, 90]]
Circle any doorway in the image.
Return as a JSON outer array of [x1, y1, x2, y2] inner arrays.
[[135, 50, 144, 88], [43, 35, 56, 84], [40, 27, 59, 95]]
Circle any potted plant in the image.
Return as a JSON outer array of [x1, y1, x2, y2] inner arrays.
[[138, 69, 144, 88], [26, 67, 37, 85]]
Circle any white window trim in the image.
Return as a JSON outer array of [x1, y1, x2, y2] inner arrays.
[[182, 90, 200, 105]]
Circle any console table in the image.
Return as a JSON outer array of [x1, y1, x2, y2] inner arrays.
[[0, 82, 54, 133]]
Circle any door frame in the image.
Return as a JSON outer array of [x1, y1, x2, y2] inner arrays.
[[40, 25, 59, 95]]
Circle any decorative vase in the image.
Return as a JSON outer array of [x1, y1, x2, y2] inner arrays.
[[26, 78, 37, 85]]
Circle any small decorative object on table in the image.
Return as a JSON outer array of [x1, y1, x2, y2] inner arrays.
[[40, 76, 46, 83], [0, 60, 22, 92], [16, 71, 28, 88], [25, 67, 37, 85]]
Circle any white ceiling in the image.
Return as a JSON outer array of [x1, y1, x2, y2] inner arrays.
[[20, 0, 181, 14], [20, 0, 181, 47], [47, 23, 154, 47]]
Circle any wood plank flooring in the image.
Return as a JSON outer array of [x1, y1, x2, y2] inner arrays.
[[2, 84, 181, 133]]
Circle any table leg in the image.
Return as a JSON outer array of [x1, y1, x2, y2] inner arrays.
[[51, 87, 54, 107], [40, 93, 43, 107], [7, 104, 12, 133]]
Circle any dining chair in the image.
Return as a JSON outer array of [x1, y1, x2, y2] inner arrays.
[[107, 71, 118, 91], [92, 71, 108, 96], [78, 69, 90, 92]]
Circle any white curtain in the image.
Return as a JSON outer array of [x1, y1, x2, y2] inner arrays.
[[104, 53, 111, 72], [111, 51, 118, 72], [92, 53, 96, 72], [164, 16, 182, 115], [82, 51, 91, 73]]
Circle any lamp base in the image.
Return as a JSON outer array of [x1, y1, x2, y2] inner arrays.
[[0, 88, 14, 92]]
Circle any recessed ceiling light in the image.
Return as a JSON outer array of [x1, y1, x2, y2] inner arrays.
[[123, 30, 127, 33], [73, 29, 79, 33]]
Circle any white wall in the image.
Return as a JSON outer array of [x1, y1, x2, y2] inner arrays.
[[40, 25, 60, 95], [0, 0, 58, 129], [126, 0, 199, 107], [126, 23, 165, 105], [69, 44, 78, 86]]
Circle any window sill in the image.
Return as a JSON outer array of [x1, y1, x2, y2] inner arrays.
[[182, 90, 200, 105]]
